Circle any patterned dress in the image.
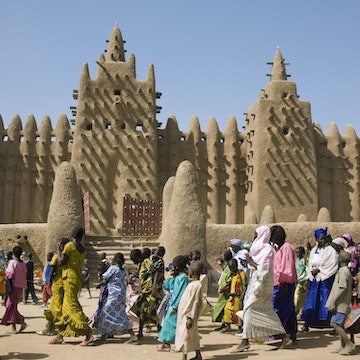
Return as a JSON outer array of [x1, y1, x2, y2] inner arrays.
[[223, 270, 246, 325], [131, 256, 164, 325], [93, 264, 131, 336], [240, 268, 285, 341]]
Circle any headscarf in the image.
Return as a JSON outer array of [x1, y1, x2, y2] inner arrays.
[[249, 225, 274, 269], [314, 227, 327, 239], [332, 237, 348, 249], [342, 233, 355, 247], [230, 238, 242, 248]]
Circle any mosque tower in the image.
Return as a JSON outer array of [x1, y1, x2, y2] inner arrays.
[[243, 49, 318, 223], [71, 24, 161, 235]]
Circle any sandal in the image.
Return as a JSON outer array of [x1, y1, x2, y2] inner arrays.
[[125, 337, 139, 345], [230, 343, 250, 353], [37, 330, 52, 336], [49, 336, 64, 345], [80, 336, 95, 347], [17, 323, 27, 333], [157, 343, 171, 352]]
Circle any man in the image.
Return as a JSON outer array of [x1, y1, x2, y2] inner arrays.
[[24, 253, 38, 304]]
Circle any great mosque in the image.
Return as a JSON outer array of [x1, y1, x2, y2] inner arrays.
[[0, 24, 359, 270]]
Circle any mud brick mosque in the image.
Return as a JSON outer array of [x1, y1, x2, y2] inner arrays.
[[1, 24, 360, 269]]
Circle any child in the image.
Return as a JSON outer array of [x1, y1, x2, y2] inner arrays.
[[212, 249, 233, 331], [92, 253, 138, 345], [294, 246, 307, 317], [41, 251, 54, 308], [157, 255, 189, 351], [222, 258, 246, 333], [131, 246, 165, 340], [80, 259, 92, 299], [97, 252, 110, 280], [326, 250, 354, 355], [175, 260, 203, 360], [157, 262, 175, 327]]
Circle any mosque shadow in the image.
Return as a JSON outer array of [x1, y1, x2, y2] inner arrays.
[[2, 352, 48, 359]]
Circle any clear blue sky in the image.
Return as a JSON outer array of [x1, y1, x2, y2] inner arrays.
[[0, 1, 359, 135]]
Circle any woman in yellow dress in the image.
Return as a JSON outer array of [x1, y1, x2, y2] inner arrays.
[[49, 226, 93, 346], [38, 237, 69, 336]]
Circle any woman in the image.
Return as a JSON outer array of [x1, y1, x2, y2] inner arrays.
[[300, 227, 338, 333], [270, 225, 298, 348], [232, 226, 285, 353], [38, 237, 69, 336], [49, 226, 93, 346], [93, 252, 138, 344], [0, 245, 28, 333]]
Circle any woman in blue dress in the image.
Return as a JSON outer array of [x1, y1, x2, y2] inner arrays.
[[93, 252, 138, 344]]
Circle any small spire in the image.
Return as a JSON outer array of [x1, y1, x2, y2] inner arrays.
[[106, 24, 125, 62], [80, 63, 90, 83], [146, 64, 155, 85], [270, 49, 287, 81]]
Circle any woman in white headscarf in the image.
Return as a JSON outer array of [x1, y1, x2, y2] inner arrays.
[[231, 226, 285, 353]]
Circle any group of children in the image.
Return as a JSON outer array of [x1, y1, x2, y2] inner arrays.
[[92, 247, 205, 360]]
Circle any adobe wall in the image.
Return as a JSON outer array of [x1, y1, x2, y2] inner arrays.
[[0, 223, 47, 268]]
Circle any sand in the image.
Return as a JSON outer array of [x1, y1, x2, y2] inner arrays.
[[1, 293, 359, 360]]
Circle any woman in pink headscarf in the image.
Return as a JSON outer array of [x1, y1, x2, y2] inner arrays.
[[231, 226, 285, 353]]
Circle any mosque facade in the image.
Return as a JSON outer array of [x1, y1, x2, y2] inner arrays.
[[0, 24, 359, 237]]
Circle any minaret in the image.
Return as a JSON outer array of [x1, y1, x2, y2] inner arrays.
[[71, 24, 160, 235], [243, 49, 318, 222]]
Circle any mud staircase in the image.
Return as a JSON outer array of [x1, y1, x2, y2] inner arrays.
[[84, 235, 160, 286]]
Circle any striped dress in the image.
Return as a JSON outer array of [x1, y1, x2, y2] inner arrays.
[[240, 268, 285, 341]]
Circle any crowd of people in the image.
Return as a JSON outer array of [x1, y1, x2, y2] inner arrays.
[[212, 226, 360, 355], [1, 224, 360, 358]]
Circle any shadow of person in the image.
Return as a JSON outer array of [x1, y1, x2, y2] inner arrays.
[[2, 352, 48, 359]]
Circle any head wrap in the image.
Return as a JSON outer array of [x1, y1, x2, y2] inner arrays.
[[249, 226, 274, 269], [342, 233, 354, 246], [230, 238, 242, 248], [165, 262, 174, 271], [314, 227, 327, 239], [332, 237, 348, 249]]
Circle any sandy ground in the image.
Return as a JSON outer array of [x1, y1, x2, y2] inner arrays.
[[1, 292, 359, 360]]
